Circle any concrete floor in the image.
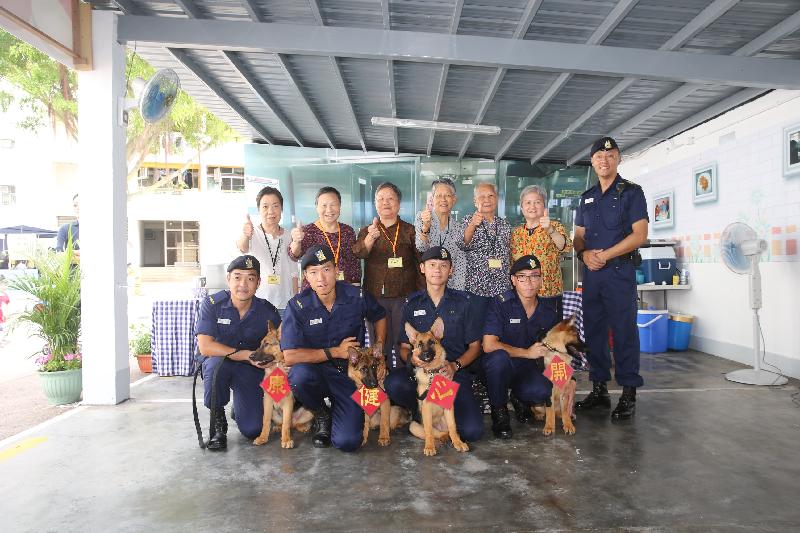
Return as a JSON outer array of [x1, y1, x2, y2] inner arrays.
[[1, 350, 799, 532]]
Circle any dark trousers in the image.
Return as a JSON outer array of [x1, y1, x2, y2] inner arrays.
[[482, 349, 552, 406], [384, 368, 484, 442], [288, 363, 363, 452], [368, 296, 406, 369], [202, 357, 264, 439], [582, 262, 643, 387]]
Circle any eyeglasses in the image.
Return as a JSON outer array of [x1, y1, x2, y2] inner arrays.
[[514, 274, 542, 283]]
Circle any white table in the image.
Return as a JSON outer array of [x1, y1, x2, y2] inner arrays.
[[637, 284, 691, 309]]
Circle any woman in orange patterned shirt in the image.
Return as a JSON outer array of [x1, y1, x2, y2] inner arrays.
[[510, 185, 572, 307]]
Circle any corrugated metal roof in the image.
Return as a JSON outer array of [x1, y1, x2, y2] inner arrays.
[[94, 0, 800, 163]]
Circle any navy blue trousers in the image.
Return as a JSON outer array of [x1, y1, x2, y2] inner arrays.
[[482, 349, 552, 406], [582, 262, 643, 387], [202, 357, 264, 440], [384, 368, 484, 442], [288, 362, 363, 452]]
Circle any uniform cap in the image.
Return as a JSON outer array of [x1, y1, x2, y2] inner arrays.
[[510, 254, 541, 275], [301, 244, 335, 271], [420, 246, 452, 263], [589, 136, 619, 158], [227, 254, 260, 273]]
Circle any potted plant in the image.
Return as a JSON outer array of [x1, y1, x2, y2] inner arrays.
[[7, 241, 82, 405], [129, 324, 152, 373]]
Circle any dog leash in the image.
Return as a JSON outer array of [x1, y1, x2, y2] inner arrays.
[[416, 366, 447, 401], [192, 355, 228, 449]]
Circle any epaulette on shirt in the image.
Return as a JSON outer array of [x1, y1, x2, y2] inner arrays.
[[293, 297, 303, 310], [208, 290, 229, 306]]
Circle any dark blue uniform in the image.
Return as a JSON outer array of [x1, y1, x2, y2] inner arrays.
[[195, 290, 281, 439], [482, 291, 559, 406], [386, 289, 484, 442], [280, 281, 386, 452], [575, 174, 648, 387]]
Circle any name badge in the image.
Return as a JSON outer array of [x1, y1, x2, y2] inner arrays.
[[509, 318, 521, 324], [337, 271, 345, 281], [413, 309, 426, 317], [585, 198, 594, 204], [217, 318, 231, 325], [488, 258, 502, 269], [267, 274, 280, 285], [309, 318, 323, 326], [388, 257, 403, 268]]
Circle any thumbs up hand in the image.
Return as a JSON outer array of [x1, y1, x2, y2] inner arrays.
[[367, 217, 381, 242], [290, 217, 305, 244], [420, 207, 432, 232], [243, 214, 254, 239], [541, 209, 552, 233]]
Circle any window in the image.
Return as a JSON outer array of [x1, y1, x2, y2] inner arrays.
[[207, 166, 245, 192], [0, 185, 15, 206], [137, 167, 199, 190], [165, 220, 200, 266]]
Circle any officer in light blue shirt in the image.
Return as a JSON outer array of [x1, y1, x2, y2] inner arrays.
[[281, 245, 387, 452]]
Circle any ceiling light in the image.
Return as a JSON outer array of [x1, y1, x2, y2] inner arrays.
[[371, 117, 501, 135]]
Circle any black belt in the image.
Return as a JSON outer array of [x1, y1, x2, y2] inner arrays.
[[607, 250, 641, 266]]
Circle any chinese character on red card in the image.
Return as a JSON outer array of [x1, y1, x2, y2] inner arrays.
[[543, 354, 574, 389], [260, 367, 290, 402], [351, 386, 387, 416], [425, 374, 459, 410]]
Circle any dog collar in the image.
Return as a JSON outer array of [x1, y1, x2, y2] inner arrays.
[[417, 366, 447, 400], [543, 341, 571, 357]]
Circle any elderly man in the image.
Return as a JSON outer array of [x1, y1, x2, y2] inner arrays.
[[282, 245, 387, 452], [195, 255, 282, 451], [573, 137, 649, 420], [415, 178, 466, 290], [482, 255, 560, 439]]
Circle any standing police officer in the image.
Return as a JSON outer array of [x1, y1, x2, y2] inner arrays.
[[385, 246, 484, 443], [573, 137, 649, 419], [281, 245, 387, 452], [196, 255, 281, 451], [482, 255, 559, 439]]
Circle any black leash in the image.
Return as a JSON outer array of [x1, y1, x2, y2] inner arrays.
[[192, 355, 228, 449]]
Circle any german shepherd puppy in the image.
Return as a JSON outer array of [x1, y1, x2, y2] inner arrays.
[[347, 343, 407, 447], [541, 316, 584, 436], [249, 322, 313, 448], [405, 317, 469, 456]]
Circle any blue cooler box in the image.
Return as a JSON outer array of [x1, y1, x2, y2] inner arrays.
[[640, 247, 676, 285]]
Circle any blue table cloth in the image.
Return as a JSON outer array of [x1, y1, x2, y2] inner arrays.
[[151, 299, 201, 376]]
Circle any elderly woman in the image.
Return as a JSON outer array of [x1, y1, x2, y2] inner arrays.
[[415, 177, 466, 290], [510, 184, 572, 308], [288, 186, 361, 288], [354, 182, 422, 366]]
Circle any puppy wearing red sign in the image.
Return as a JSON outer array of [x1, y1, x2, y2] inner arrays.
[[347, 343, 408, 447], [540, 316, 584, 436], [249, 322, 313, 448], [405, 318, 469, 456]]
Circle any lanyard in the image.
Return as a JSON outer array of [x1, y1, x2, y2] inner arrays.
[[480, 218, 499, 255], [438, 217, 450, 246], [260, 225, 281, 272], [315, 220, 341, 267], [379, 221, 400, 257]]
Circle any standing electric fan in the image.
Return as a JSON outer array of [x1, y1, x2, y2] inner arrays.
[[719, 222, 787, 385]]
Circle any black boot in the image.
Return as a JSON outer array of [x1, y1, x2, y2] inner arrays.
[[207, 409, 228, 451], [611, 386, 637, 420], [311, 405, 333, 448], [509, 393, 533, 424], [575, 381, 611, 411], [490, 405, 513, 439], [409, 401, 422, 425]]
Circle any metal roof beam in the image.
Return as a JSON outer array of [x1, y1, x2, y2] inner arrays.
[[117, 17, 800, 89], [381, 0, 390, 29], [458, 0, 542, 158], [387, 60, 398, 155], [495, 0, 639, 161], [167, 48, 275, 143], [174, 0, 205, 19], [427, 0, 463, 155], [240, 0, 264, 23], [330, 56, 367, 152], [222, 51, 304, 146]]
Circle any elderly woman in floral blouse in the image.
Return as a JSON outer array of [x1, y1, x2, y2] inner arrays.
[[510, 184, 572, 311]]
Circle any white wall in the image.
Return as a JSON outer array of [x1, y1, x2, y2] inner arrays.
[[619, 90, 800, 378]]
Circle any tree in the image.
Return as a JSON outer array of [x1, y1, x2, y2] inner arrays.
[[0, 30, 238, 191]]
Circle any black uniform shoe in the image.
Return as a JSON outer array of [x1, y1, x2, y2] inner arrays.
[[409, 401, 422, 425], [207, 409, 228, 451], [575, 381, 611, 410], [311, 405, 333, 448], [490, 405, 513, 439], [611, 386, 637, 420], [509, 393, 534, 424]]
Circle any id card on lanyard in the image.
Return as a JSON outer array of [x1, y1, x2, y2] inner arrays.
[[262, 226, 282, 282]]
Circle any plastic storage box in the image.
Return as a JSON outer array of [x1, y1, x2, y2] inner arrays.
[[640, 247, 676, 285]]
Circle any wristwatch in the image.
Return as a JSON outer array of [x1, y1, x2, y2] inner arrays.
[[324, 348, 333, 361], [452, 360, 462, 372], [576, 250, 585, 263]]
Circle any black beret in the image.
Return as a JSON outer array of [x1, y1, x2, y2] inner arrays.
[[420, 246, 452, 263], [300, 244, 335, 271], [227, 254, 260, 273], [589, 136, 619, 158], [510, 255, 541, 275]]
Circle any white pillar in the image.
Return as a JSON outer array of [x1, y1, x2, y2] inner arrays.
[[78, 11, 130, 404]]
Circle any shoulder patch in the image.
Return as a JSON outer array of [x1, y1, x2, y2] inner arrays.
[[208, 295, 215, 305], [294, 299, 303, 310], [497, 293, 506, 303]]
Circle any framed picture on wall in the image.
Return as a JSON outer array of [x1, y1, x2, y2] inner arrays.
[[652, 189, 674, 229], [783, 123, 800, 177], [692, 162, 718, 204]]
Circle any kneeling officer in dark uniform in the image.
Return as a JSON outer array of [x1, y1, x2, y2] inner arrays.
[[281, 245, 387, 452], [385, 246, 484, 443], [196, 255, 281, 451], [573, 136, 649, 419]]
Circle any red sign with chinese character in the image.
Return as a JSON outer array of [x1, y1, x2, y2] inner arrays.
[[543, 354, 574, 389], [425, 374, 459, 410], [260, 367, 290, 402], [351, 386, 387, 416]]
